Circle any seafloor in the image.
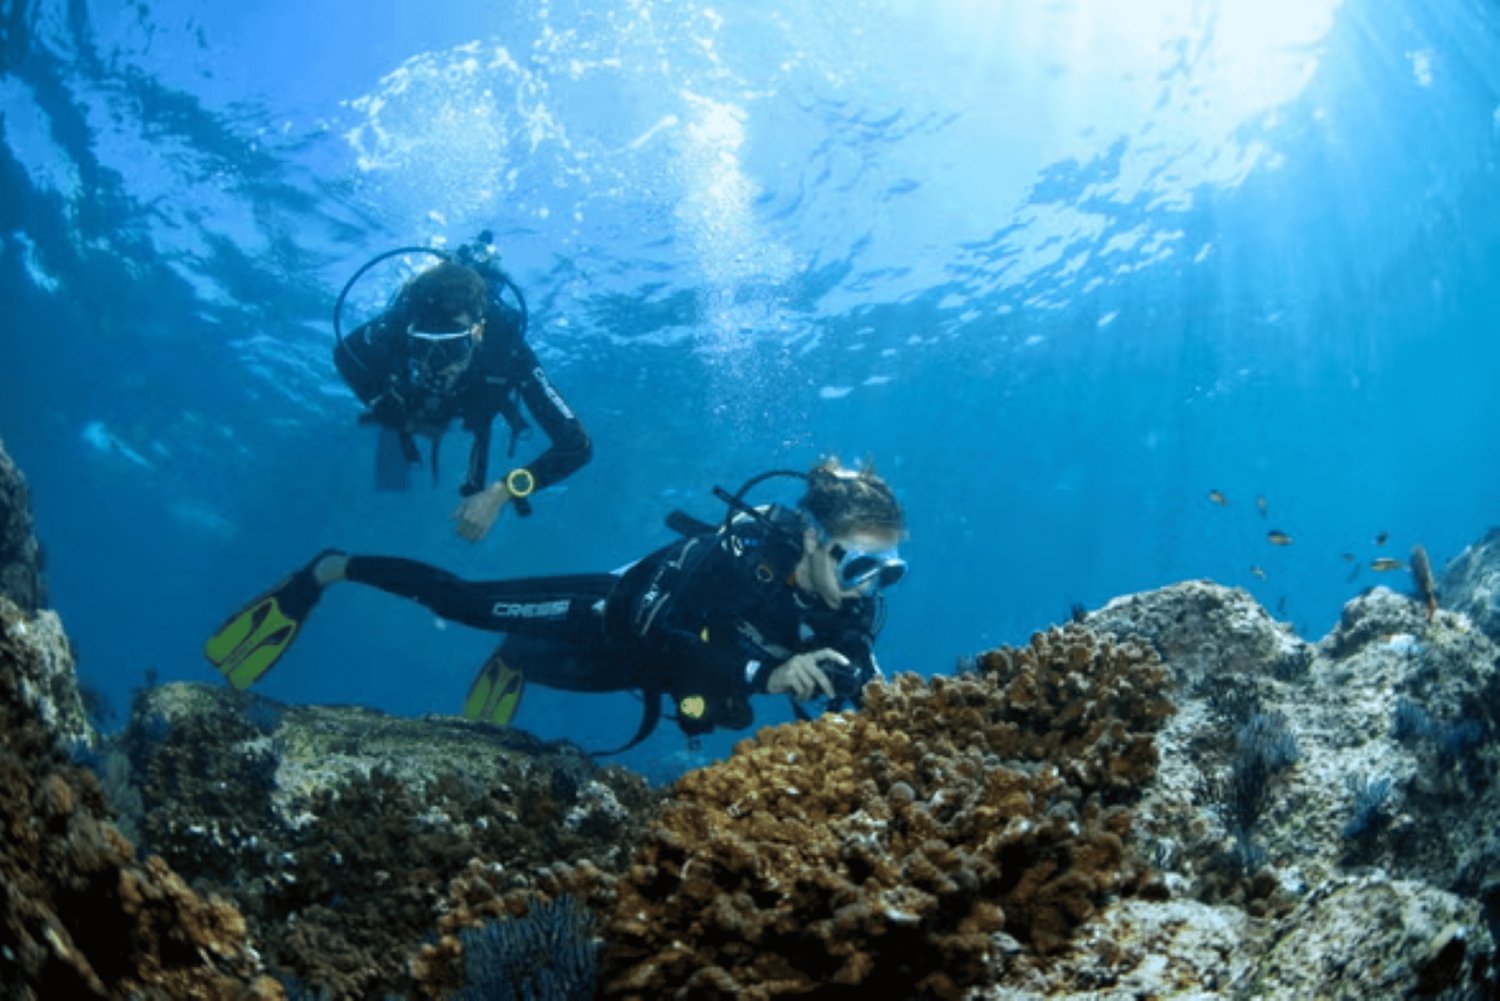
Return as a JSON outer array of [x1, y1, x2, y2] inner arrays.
[[3, 438, 1498, 999]]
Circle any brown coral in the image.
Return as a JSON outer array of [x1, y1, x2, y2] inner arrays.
[[602, 624, 1174, 999]]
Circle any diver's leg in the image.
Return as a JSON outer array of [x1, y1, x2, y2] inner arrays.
[[341, 555, 614, 636]]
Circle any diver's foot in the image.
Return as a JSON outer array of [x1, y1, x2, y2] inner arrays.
[[309, 549, 349, 587]]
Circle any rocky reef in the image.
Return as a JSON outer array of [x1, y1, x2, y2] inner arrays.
[[4, 434, 1499, 998], [1, 598, 281, 999]]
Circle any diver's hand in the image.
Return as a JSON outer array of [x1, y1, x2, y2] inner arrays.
[[766, 649, 847, 701], [451, 482, 510, 542]]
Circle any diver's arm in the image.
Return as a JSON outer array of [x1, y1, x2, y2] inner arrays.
[[510, 342, 592, 490]]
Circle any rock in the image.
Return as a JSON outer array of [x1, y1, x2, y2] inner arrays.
[[0, 438, 46, 613], [1239, 874, 1492, 997], [1438, 527, 1500, 644], [1087, 579, 1313, 682], [0, 597, 277, 999], [1, 603, 94, 752], [119, 682, 661, 999]]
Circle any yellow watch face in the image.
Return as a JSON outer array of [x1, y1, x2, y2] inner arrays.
[[505, 468, 535, 497], [679, 694, 707, 719]]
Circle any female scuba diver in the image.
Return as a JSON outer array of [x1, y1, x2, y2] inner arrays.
[[204, 459, 908, 753]]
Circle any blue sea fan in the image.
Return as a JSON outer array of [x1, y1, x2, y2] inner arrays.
[[458, 895, 599, 1001], [1392, 698, 1434, 743], [1340, 772, 1393, 841], [1214, 712, 1300, 871]]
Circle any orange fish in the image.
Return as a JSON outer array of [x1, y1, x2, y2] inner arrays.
[[1370, 557, 1404, 572], [1207, 489, 1228, 507], [1266, 530, 1293, 546]]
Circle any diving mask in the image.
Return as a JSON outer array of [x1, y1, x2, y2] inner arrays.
[[406, 320, 479, 391], [828, 540, 907, 594]]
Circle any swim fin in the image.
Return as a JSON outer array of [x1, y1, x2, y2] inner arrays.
[[204, 550, 336, 689], [463, 649, 525, 726]]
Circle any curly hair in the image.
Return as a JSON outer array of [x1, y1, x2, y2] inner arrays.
[[798, 458, 906, 539], [401, 262, 488, 329]]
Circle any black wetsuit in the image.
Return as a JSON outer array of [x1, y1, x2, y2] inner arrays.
[[343, 505, 883, 737], [334, 286, 590, 497]]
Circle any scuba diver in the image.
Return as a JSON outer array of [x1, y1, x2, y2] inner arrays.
[[204, 459, 908, 751], [333, 232, 591, 542]]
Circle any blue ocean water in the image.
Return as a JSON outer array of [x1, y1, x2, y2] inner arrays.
[[2, 0, 1498, 780]]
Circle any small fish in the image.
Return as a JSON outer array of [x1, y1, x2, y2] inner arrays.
[[1266, 529, 1293, 546], [1255, 495, 1268, 517], [1207, 489, 1228, 507], [1250, 566, 1267, 580], [1370, 557, 1405, 572], [1375, 531, 1389, 546], [1341, 552, 1356, 561], [1276, 596, 1288, 616]]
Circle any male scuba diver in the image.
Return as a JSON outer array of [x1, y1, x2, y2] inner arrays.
[[204, 460, 908, 751], [333, 232, 591, 542]]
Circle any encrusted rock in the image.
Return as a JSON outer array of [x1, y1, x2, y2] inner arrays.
[[1439, 527, 1500, 644], [1, 607, 94, 751], [0, 439, 46, 613], [1237, 873, 1493, 997], [1087, 580, 1312, 682]]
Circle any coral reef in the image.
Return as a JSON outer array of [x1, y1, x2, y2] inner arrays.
[[8, 422, 1500, 998], [119, 682, 660, 999], [0, 439, 46, 613], [1, 598, 279, 999], [603, 625, 1175, 999]]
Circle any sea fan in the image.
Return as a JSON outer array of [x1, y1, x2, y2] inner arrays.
[[1410, 544, 1438, 619], [458, 895, 599, 1001]]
